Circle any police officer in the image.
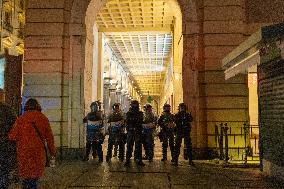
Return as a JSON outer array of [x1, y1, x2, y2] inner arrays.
[[124, 100, 145, 167], [83, 102, 104, 162], [142, 104, 157, 162], [173, 103, 194, 166], [158, 104, 176, 161], [106, 103, 125, 162]]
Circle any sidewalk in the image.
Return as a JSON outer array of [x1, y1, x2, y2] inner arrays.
[[9, 159, 284, 189]]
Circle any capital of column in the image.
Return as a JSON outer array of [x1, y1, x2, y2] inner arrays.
[[109, 83, 117, 92], [104, 77, 111, 88], [104, 77, 111, 83], [116, 86, 122, 93]]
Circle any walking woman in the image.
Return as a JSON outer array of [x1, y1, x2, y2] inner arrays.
[[8, 98, 56, 189]]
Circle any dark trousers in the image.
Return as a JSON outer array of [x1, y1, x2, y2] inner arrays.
[[86, 140, 103, 160], [22, 178, 38, 189], [0, 173, 10, 189], [174, 130, 193, 161], [142, 132, 154, 160], [126, 130, 142, 162], [107, 133, 125, 160], [161, 131, 175, 159]]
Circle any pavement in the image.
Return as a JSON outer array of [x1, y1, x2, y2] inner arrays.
[[8, 139, 284, 189], [9, 159, 284, 189]]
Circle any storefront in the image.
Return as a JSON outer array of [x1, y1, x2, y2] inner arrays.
[[0, 53, 23, 114], [222, 22, 284, 180]]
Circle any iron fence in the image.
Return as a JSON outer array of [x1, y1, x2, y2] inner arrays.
[[213, 123, 259, 164]]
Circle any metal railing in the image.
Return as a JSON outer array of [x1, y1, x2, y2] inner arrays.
[[214, 122, 259, 164]]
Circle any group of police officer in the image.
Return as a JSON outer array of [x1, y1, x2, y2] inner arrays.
[[83, 100, 194, 167]]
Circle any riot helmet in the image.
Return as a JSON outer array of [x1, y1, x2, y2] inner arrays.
[[112, 103, 120, 111], [163, 103, 171, 112], [144, 104, 152, 112], [90, 101, 98, 112], [178, 102, 187, 112], [130, 100, 139, 111]]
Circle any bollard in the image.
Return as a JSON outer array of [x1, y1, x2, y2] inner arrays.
[[219, 123, 224, 160], [224, 123, 229, 162], [215, 124, 219, 150], [243, 123, 250, 165]]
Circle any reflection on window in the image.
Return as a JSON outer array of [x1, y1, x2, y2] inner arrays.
[[0, 58, 6, 89]]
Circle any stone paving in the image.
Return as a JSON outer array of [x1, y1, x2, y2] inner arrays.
[[8, 140, 284, 189], [10, 159, 284, 189]]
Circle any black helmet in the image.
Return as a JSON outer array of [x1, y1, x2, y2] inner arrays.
[[178, 103, 187, 111], [163, 103, 171, 108], [112, 103, 120, 110], [90, 101, 98, 112], [145, 104, 152, 109], [130, 100, 139, 110], [163, 103, 171, 112]]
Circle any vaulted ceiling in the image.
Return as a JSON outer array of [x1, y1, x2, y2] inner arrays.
[[96, 0, 177, 96]]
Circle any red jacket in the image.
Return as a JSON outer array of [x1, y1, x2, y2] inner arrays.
[[8, 111, 56, 179]]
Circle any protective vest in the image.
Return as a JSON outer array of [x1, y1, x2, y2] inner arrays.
[[174, 111, 193, 131]]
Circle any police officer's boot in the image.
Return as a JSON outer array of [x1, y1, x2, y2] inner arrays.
[[172, 159, 178, 166], [136, 160, 145, 167], [188, 160, 195, 166], [161, 153, 167, 161]]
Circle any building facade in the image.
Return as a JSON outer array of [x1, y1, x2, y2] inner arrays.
[[1, 0, 284, 180], [0, 0, 25, 112]]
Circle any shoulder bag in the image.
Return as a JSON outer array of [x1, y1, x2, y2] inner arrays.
[[31, 122, 50, 167]]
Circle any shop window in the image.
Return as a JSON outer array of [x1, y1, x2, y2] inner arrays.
[[0, 58, 6, 90]]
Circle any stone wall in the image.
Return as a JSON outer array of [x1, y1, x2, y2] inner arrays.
[[24, 0, 69, 151], [258, 58, 284, 181], [202, 0, 249, 155], [179, 0, 250, 157], [245, 0, 284, 23]]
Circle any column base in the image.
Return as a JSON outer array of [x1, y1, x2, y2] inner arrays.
[[56, 147, 85, 161], [192, 148, 217, 160]]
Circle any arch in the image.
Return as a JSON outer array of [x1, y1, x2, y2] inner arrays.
[[68, 0, 202, 149], [23, 0, 201, 157]]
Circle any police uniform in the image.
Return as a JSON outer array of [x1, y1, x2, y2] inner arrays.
[[83, 110, 104, 162], [158, 111, 175, 161], [106, 110, 125, 162], [142, 110, 157, 161], [173, 104, 194, 165], [124, 101, 145, 166]]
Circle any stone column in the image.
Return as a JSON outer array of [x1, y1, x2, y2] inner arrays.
[[116, 87, 122, 105], [24, 0, 71, 155], [97, 32, 104, 102], [103, 78, 111, 115], [109, 83, 117, 110], [121, 91, 127, 112]]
